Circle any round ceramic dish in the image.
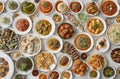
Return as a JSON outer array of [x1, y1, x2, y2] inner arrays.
[[13, 15, 32, 35], [19, 34, 42, 57], [74, 32, 94, 53], [6, 0, 20, 12], [33, 15, 55, 39], [15, 56, 34, 75]]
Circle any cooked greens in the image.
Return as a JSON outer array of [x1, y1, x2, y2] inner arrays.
[[21, 1, 35, 14], [16, 57, 33, 72], [8, 1, 18, 10]]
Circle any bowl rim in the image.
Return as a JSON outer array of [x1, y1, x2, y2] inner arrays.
[[20, 1, 37, 16], [13, 15, 32, 35], [6, 0, 20, 13], [0, 0, 4, 13], [74, 32, 94, 53], [100, 0, 120, 18], [69, 0, 83, 14], [87, 16, 107, 36], [19, 33, 42, 57], [15, 56, 34, 75], [45, 35, 63, 53]]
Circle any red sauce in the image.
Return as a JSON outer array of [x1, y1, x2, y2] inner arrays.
[[39, 73, 48, 79], [101, 1, 117, 16], [16, 19, 29, 32], [70, 2, 82, 12]]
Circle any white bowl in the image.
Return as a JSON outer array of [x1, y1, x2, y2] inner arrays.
[[13, 15, 32, 35], [55, 0, 69, 14], [16, 56, 34, 75], [6, 0, 20, 13], [89, 70, 100, 79], [45, 35, 63, 53], [101, 0, 119, 18], [86, 1, 99, 16], [87, 16, 107, 36], [58, 53, 73, 69], [69, 0, 83, 14], [21, 1, 37, 16], [102, 66, 116, 79], [52, 12, 64, 24], [61, 70, 73, 79], [33, 15, 55, 39], [96, 37, 110, 53], [38, 0, 54, 15], [19, 34, 42, 57], [49, 70, 61, 79], [0, 13, 13, 28], [74, 32, 94, 53], [0, 0, 4, 13], [10, 50, 22, 61]]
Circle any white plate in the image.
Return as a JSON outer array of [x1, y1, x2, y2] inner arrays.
[[69, 0, 83, 14], [74, 32, 94, 53], [45, 35, 63, 53], [58, 53, 73, 69], [33, 15, 55, 39], [13, 15, 32, 35], [96, 37, 110, 52], [15, 56, 34, 75], [0, 51, 14, 79], [101, 0, 119, 18], [87, 16, 107, 36], [87, 54, 108, 70], [0, 13, 13, 28], [61, 70, 73, 79], [35, 51, 57, 72], [19, 34, 42, 57], [6, 0, 20, 13]]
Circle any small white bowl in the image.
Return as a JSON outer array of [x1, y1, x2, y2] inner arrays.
[[55, 0, 69, 14], [58, 53, 73, 69], [6, 0, 20, 13], [10, 50, 22, 61], [33, 15, 55, 39], [87, 16, 107, 36], [35, 51, 57, 72], [52, 12, 64, 24], [96, 37, 110, 53], [19, 34, 42, 57], [16, 56, 34, 75], [69, 0, 83, 14], [89, 70, 100, 79], [49, 70, 61, 79], [101, 0, 119, 18], [74, 32, 94, 53], [102, 66, 116, 79], [38, 0, 54, 15], [0, 0, 4, 13], [45, 35, 63, 54], [61, 70, 73, 79], [13, 15, 32, 35], [21, 1, 37, 16], [0, 13, 13, 28], [86, 1, 99, 16]]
